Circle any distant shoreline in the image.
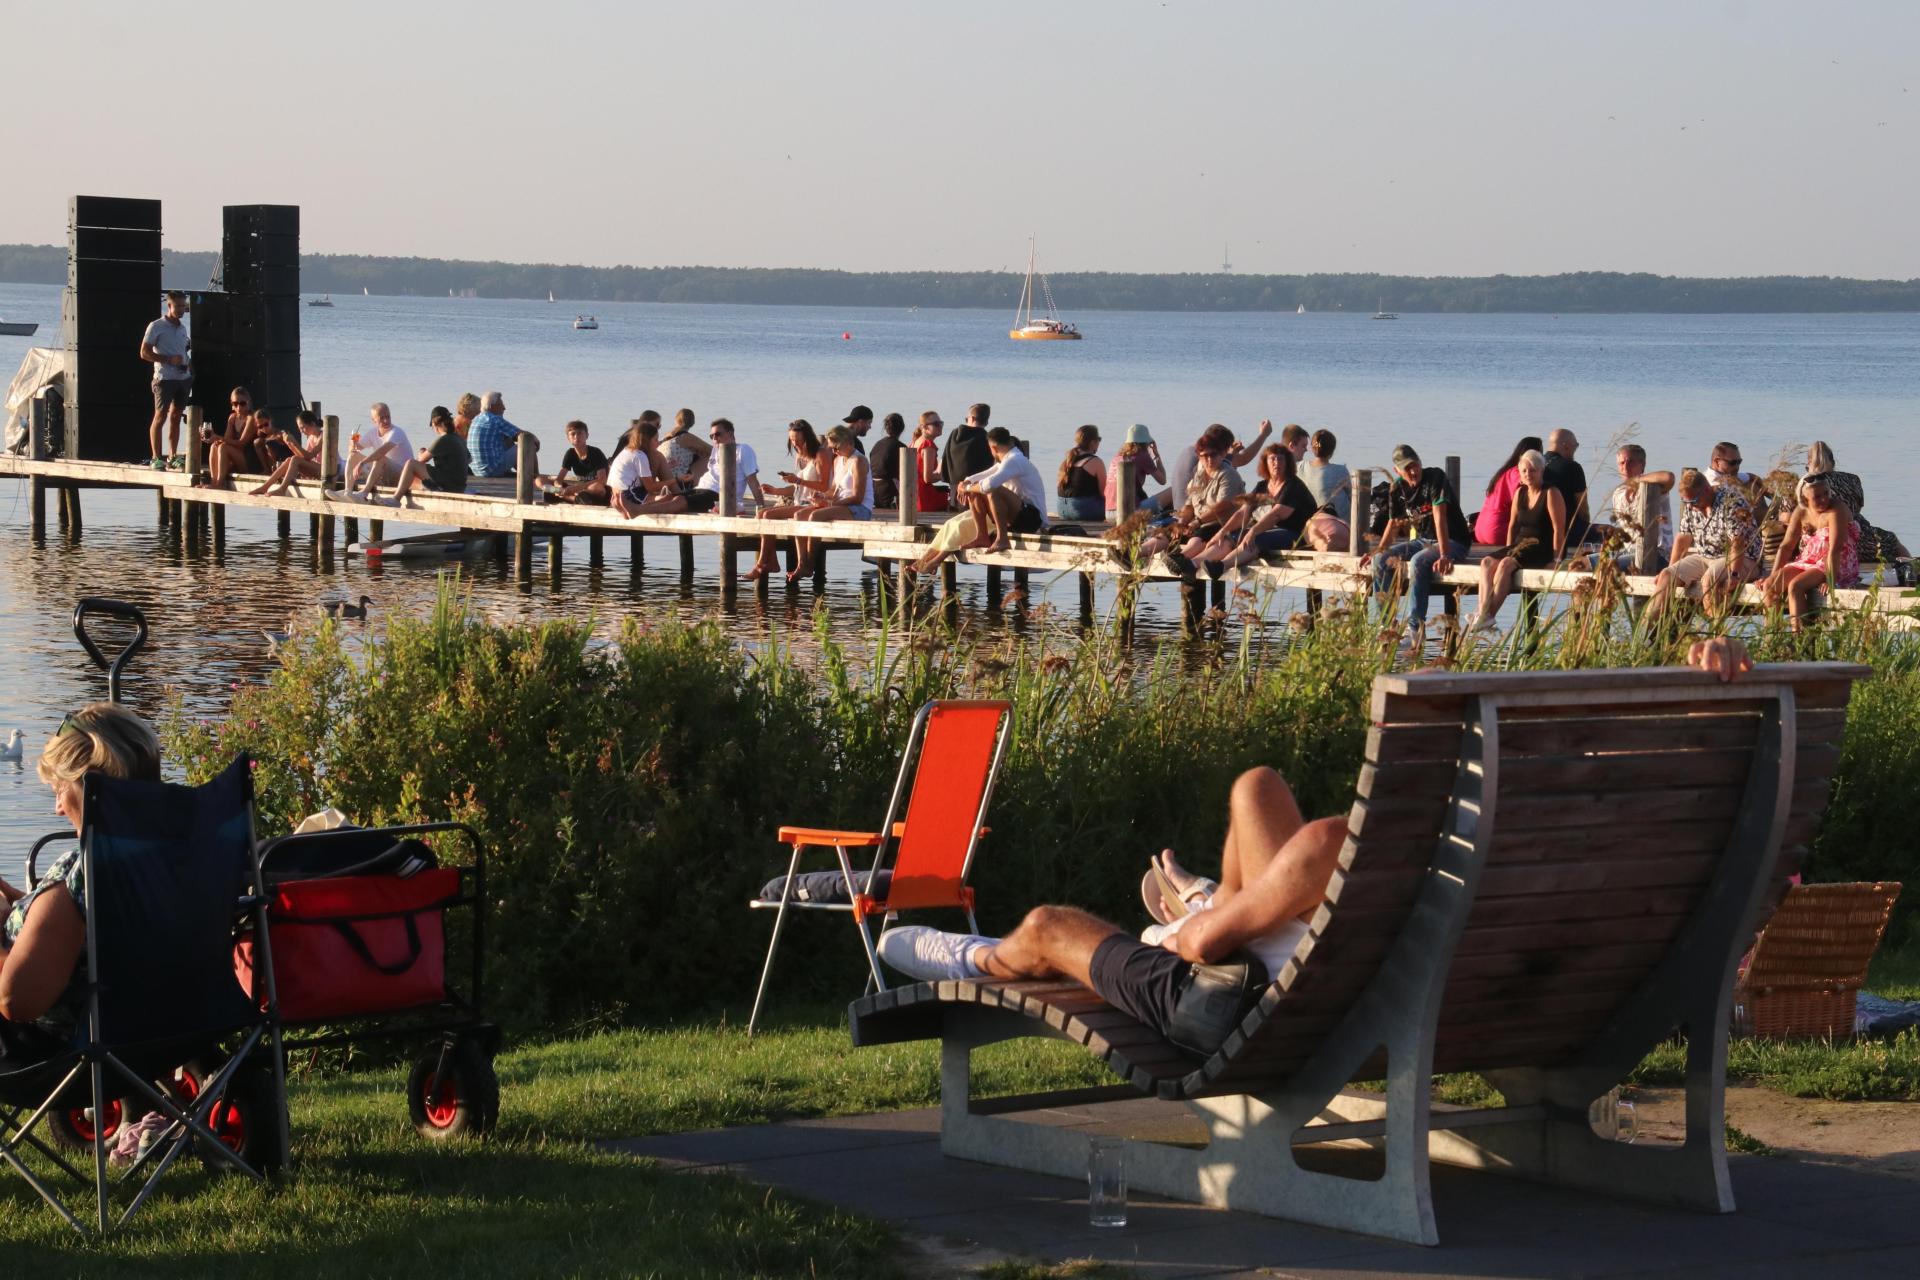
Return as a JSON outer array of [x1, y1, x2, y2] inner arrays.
[[3, 243, 1917, 313]]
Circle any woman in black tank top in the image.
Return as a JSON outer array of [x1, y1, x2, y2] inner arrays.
[[1468, 449, 1567, 633]]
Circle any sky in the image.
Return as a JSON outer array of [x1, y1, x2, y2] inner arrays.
[[4, 1, 1917, 279]]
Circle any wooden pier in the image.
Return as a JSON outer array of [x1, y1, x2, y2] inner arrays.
[[6, 415, 1913, 626]]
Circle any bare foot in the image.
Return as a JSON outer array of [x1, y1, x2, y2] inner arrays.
[[742, 563, 775, 583], [248, 482, 271, 496], [984, 537, 1010, 555]]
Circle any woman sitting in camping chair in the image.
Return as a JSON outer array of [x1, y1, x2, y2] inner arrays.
[[0, 705, 162, 1042]]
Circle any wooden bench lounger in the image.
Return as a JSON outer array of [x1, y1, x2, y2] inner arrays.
[[849, 661, 1867, 1245]]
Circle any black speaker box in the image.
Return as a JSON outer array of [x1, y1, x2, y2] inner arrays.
[[69, 257, 162, 294], [63, 391, 155, 463], [223, 204, 298, 238], [223, 230, 299, 268], [72, 227, 162, 262], [61, 289, 168, 354], [219, 261, 300, 296], [70, 195, 162, 231]]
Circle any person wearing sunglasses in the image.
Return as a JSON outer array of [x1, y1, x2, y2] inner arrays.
[[0, 706, 162, 1041]]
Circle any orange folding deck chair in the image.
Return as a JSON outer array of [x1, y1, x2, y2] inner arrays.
[[746, 699, 1012, 1035]]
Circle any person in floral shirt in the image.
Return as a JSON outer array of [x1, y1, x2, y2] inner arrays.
[[0, 704, 161, 1049], [1646, 468, 1758, 622]]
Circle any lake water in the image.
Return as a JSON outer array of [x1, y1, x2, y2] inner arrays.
[[2, 279, 1917, 875]]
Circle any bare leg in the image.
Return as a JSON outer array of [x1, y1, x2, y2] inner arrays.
[[983, 488, 1022, 553], [148, 404, 167, 462], [1211, 766, 1306, 906], [977, 905, 1125, 986], [165, 404, 183, 459], [1786, 566, 1827, 631]]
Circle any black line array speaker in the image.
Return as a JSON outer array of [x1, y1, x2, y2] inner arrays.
[[194, 204, 301, 429], [63, 195, 163, 462]]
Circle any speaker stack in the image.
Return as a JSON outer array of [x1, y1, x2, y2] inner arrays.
[[62, 195, 163, 462], [192, 205, 301, 431]]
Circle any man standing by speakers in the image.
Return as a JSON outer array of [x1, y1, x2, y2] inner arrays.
[[139, 290, 192, 470]]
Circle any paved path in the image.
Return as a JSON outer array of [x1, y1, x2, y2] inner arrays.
[[611, 1100, 1920, 1278]]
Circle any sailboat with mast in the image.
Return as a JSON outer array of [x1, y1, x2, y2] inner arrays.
[[1009, 238, 1081, 340]]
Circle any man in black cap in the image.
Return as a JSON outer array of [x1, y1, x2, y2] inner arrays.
[[842, 405, 873, 454]]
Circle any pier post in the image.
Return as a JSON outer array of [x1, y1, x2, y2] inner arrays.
[[986, 564, 1003, 605], [629, 534, 645, 572], [1632, 480, 1659, 574], [211, 502, 225, 553], [1348, 469, 1371, 557], [679, 535, 695, 582], [514, 436, 537, 584], [1014, 567, 1029, 603], [369, 519, 384, 543], [589, 535, 604, 567], [1441, 455, 1462, 621], [277, 509, 290, 540], [941, 560, 957, 599], [895, 459, 917, 604], [717, 443, 739, 595], [65, 486, 84, 536], [1116, 456, 1137, 522], [549, 529, 564, 587], [343, 516, 359, 548], [30, 477, 45, 538], [183, 408, 205, 541], [158, 489, 169, 527], [319, 416, 340, 552], [1079, 572, 1094, 624]]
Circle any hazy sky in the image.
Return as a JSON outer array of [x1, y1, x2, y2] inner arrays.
[[5, 1, 1916, 278]]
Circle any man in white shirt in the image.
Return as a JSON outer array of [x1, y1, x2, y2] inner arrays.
[[685, 417, 767, 513], [1592, 443, 1675, 573], [139, 291, 192, 469], [909, 428, 1045, 573], [347, 403, 414, 499]]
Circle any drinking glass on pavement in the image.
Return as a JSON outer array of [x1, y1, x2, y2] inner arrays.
[[1088, 1136, 1127, 1228]]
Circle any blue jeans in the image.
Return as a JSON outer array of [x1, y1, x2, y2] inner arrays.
[[1058, 494, 1106, 523], [1374, 538, 1467, 624]]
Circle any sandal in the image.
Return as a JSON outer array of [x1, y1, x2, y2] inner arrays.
[[1141, 857, 1217, 925]]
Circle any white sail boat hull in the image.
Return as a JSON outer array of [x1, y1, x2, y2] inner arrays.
[[1009, 237, 1082, 340]]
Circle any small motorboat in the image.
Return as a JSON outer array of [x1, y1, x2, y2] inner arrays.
[[307, 294, 334, 308], [0, 318, 39, 336], [573, 315, 599, 330]]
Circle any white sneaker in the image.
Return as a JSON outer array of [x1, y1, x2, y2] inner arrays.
[[876, 926, 997, 982]]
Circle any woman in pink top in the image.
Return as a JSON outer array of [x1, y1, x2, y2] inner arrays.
[[1474, 435, 1542, 546]]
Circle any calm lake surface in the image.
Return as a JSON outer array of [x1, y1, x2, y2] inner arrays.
[[1, 279, 1917, 873]]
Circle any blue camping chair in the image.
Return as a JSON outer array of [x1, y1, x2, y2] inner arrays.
[[0, 757, 288, 1233]]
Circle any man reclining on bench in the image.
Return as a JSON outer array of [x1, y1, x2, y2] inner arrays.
[[877, 637, 1754, 1060]]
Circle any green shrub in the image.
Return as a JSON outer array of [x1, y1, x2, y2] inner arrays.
[[165, 575, 1920, 1034]]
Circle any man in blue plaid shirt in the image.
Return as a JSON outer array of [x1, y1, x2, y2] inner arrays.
[[470, 390, 540, 479]]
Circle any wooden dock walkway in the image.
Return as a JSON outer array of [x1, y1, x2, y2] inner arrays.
[[6, 412, 1914, 625]]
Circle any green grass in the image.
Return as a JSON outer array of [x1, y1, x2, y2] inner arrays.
[[1866, 936, 1920, 1001], [1630, 1029, 1920, 1102], [0, 1012, 1105, 1277]]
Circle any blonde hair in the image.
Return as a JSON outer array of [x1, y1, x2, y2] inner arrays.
[[1807, 441, 1836, 475], [456, 393, 482, 420], [36, 703, 162, 790]]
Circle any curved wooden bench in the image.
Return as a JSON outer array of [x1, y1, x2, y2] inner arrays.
[[850, 660, 1867, 1245]]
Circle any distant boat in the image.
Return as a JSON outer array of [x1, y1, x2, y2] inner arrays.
[[1372, 296, 1398, 321], [573, 315, 598, 330], [307, 294, 334, 308], [1296, 303, 1306, 315], [362, 287, 370, 296], [548, 290, 556, 304], [1009, 237, 1081, 341], [0, 318, 37, 336]]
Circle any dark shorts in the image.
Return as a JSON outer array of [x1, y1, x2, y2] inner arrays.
[[152, 378, 191, 412], [1088, 934, 1187, 1039], [1011, 502, 1044, 534], [1252, 527, 1299, 555], [683, 489, 720, 514]]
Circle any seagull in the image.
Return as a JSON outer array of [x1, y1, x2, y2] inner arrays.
[[319, 595, 374, 621], [0, 730, 22, 763]]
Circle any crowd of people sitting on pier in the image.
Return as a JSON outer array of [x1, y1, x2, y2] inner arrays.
[[196, 385, 1910, 627]]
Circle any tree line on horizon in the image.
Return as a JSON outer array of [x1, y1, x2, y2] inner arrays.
[[4, 242, 1917, 313]]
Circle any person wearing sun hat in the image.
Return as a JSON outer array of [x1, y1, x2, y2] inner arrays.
[[1107, 423, 1165, 514]]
